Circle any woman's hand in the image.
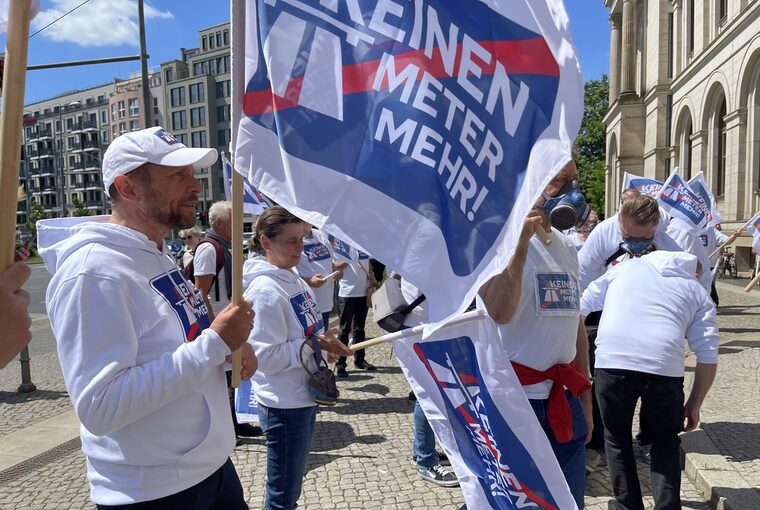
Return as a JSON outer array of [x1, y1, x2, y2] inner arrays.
[[316, 328, 352, 356]]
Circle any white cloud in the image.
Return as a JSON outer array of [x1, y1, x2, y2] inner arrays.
[[32, 0, 173, 47]]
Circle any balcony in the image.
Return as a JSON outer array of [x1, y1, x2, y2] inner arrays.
[[36, 166, 56, 177], [83, 140, 100, 151], [70, 161, 85, 171], [29, 148, 54, 160], [71, 119, 97, 133], [37, 127, 52, 140], [84, 159, 100, 171]]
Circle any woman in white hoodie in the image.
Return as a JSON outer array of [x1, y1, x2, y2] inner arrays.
[[243, 206, 351, 510]]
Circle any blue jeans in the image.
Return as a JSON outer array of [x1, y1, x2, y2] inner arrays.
[[96, 458, 247, 509], [529, 391, 588, 510], [412, 400, 438, 469], [258, 404, 317, 510]]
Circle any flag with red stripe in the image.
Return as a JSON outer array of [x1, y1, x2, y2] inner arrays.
[[232, 0, 583, 327], [396, 316, 577, 509]]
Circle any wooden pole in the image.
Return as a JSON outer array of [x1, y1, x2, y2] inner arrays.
[[535, 225, 552, 245], [744, 270, 760, 292], [349, 310, 484, 351], [230, 167, 244, 387], [0, 0, 33, 271]]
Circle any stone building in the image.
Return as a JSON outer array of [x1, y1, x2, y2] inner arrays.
[[604, 0, 760, 269]]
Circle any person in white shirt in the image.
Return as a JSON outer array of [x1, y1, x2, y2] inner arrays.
[[336, 247, 377, 377], [479, 160, 593, 509], [581, 249, 718, 510], [700, 224, 740, 305], [39, 127, 256, 508], [243, 206, 351, 510], [194, 201, 233, 320], [296, 225, 345, 327]]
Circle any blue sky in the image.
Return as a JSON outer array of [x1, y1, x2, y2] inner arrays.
[[2, 0, 611, 105]]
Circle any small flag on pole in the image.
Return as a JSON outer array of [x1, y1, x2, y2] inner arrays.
[[621, 172, 663, 197], [657, 169, 708, 231]]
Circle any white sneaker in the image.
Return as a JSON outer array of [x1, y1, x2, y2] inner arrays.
[[418, 464, 459, 487]]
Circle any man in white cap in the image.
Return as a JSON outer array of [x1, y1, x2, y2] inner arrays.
[[38, 127, 256, 508]]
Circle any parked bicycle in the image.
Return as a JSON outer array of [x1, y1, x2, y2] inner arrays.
[[717, 250, 738, 279]]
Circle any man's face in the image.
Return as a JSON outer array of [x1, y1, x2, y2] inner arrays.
[[619, 215, 656, 240], [214, 216, 232, 242], [132, 163, 201, 230], [542, 160, 579, 201]]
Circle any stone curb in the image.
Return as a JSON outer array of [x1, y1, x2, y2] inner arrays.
[[682, 429, 760, 510]]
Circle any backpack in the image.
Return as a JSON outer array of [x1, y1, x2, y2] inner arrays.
[[183, 237, 227, 301]]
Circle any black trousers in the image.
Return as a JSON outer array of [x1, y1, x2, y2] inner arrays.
[[337, 296, 368, 365], [595, 368, 684, 510], [587, 327, 606, 452]]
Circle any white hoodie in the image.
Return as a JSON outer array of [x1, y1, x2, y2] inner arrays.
[[580, 250, 719, 377], [38, 217, 234, 505], [243, 258, 325, 409]]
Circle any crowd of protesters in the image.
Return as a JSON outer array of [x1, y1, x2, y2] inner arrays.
[[0, 126, 721, 509]]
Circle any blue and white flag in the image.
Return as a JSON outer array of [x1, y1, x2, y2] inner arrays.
[[688, 171, 722, 227], [621, 172, 663, 197], [232, 0, 583, 327], [395, 315, 576, 509], [657, 169, 708, 231], [234, 379, 260, 425], [744, 211, 760, 253], [221, 152, 271, 215]]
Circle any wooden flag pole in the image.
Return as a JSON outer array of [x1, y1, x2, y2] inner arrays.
[[349, 310, 484, 351], [0, 0, 33, 271], [535, 225, 552, 245], [230, 165, 244, 387], [744, 270, 760, 292], [708, 226, 748, 260]]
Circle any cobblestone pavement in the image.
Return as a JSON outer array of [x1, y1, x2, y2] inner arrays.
[[7, 280, 759, 510]]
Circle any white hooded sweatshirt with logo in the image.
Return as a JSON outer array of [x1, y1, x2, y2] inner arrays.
[[38, 217, 234, 506], [243, 259, 325, 409], [580, 250, 719, 377]]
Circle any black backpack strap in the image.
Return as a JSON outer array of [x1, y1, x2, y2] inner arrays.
[[604, 246, 627, 268], [400, 293, 426, 316]]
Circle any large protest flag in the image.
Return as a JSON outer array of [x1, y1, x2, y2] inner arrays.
[[221, 152, 271, 215], [744, 211, 760, 254], [394, 315, 577, 509], [687, 171, 722, 227], [657, 169, 709, 231], [231, 0, 583, 326], [621, 172, 663, 197]]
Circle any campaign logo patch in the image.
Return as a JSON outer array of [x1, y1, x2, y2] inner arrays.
[[245, 0, 561, 275], [534, 272, 579, 312], [151, 269, 211, 342], [358, 251, 369, 261], [154, 128, 179, 145], [290, 290, 324, 338], [328, 234, 352, 261], [415, 336, 560, 509], [700, 234, 708, 247], [304, 242, 331, 262]]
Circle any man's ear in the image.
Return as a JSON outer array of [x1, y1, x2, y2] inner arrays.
[[113, 175, 140, 202]]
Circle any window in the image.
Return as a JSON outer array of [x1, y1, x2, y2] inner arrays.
[[209, 33, 214, 49], [223, 30, 229, 46], [101, 110, 108, 124], [218, 129, 230, 147], [191, 107, 206, 127], [129, 98, 139, 117], [189, 83, 205, 103], [170, 87, 186, 107], [129, 120, 140, 131], [191, 130, 207, 147], [667, 12, 674, 78], [217, 105, 230, 122], [687, 0, 695, 54], [56, 120, 62, 133], [67, 118, 74, 130], [102, 130, 109, 143], [718, 0, 727, 23], [223, 55, 230, 74], [216, 80, 231, 99], [111, 104, 117, 120], [165, 68, 174, 83], [172, 110, 187, 130], [216, 32, 222, 47], [202, 36, 207, 51], [67, 137, 75, 149], [176, 133, 189, 145], [118, 100, 126, 119], [119, 122, 127, 134], [194, 62, 203, 76], [716, 101, 727, 196]]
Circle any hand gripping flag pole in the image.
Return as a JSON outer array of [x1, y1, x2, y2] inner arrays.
[[708, 213, 758, 261], [0, 0, 33, 272]]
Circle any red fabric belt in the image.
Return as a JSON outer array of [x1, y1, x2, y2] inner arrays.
[[511, 361, 591, 443]]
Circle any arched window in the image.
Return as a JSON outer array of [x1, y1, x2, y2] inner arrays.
[[717, 100, 727, 196]]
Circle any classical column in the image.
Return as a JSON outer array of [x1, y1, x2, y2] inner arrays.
[[620, 0, 636, 94], [609, 14, 622, 104]]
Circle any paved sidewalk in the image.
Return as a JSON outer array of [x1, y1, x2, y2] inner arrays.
[[4, 280, 758, 509]]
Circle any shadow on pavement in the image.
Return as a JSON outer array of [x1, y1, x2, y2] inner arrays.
[[0, 389, 68, 404], [702, 422, 760, 462], [346, 383, 390, 396], [717, 305, 760, 316], [310, 420, 385, 453], [329, 396, 413, 416]]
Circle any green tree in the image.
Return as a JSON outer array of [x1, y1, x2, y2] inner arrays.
[[26, 200, 48, 242], [71, 196, 93, 217], [576, 75, 609, 217]]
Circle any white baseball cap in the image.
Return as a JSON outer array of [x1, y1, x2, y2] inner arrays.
[[102, 126, 218, 197]]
